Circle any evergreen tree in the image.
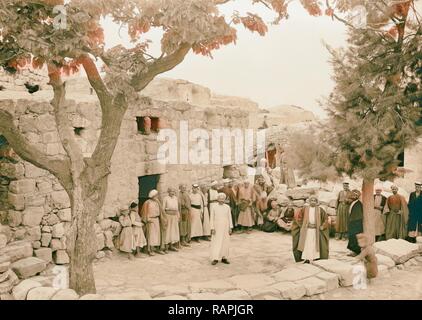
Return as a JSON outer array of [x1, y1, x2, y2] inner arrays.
[[325, 3, 421, 241]]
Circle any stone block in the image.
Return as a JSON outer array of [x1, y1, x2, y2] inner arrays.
[[37, 180, 53, 194], [149, 284, 191, 298], [103, 289, 151, 300], [12, 279, 42, 300], [187, 292, 221, 300], [295, 263, 323, 276], [189, 279, 235, 293], [25, 226, 41, 241], [51, 190, 70, 209], [51, 289, 79, 300], [41, 233, 52, 247], [52, 223, 65, 238], [34, 248, 52, 263], [46, 213, 60, 226], [285, 188, 316, 200], [24, 163, 46, 178], [373, 239, 422, 264], [376, 254, 396, 269], [9, 179, 36, 194], [79, 294, 104, 300], [155, 295, 188, 300], [50, 238, 66, 251], [7, 210, 22, 227], [0, 261, 10, 273], [11, 257, 47, 279], [228, 273, 275, 290], [58, 209, 71, 222], [0, 234, 6, 249], [24, 194, 45, 207], [0, 240, 33, 262], [295, 276, 328, 296], [53, 250, 70, 265], [27, 286, 58, 300], [246, 287, 281, 300], [46, 143, 60, 156], [217, 289, 251, 300], [273, 267, 313, 282], [8, 193, 25, 211], [271, 281, 306, 300], [311, 259, 355, 287], [22, 206, 44, 227], [32, 241, 41, 249], [316, 271, 340, 291]]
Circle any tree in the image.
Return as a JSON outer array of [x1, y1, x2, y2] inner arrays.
[[324, 0, 422, 242], [0, 0, 330, 294]]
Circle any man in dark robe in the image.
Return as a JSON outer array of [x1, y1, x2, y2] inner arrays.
[[385, 185, 409, 240], [407, 181, 422, 243], [335, 182, 353, 240], [347, 190, 364, 256], [293, 196, 330, 263]]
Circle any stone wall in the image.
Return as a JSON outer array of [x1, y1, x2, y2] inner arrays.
[[0, 92, 250, 260]]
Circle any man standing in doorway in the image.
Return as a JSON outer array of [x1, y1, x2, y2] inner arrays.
[[141, 190, 167, 256]]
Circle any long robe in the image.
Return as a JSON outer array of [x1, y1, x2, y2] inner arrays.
[[297, 206, 329, 260], [210, 203, 233, 261], [178, 191, 191, 238], [347, 200, 364, 254], [200, 191, 211, 236], [141, 199, 167, 249], [335, 190, 353, 233], [262, 208, 281, 233], [190, 193, 204, 238], [118, 214, 134, 253], [237, 185, 255, 227], [373, 194, 387, 237], [162, 195, 180, 244], [385, 194, 409, 240], [291, 211, 302, 262], [408, 191, 422, 236]]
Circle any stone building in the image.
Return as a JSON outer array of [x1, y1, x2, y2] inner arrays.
[[0, 72, 255, 264]]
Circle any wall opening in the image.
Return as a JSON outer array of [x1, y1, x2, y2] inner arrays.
[[136, 117, 160, 134], [397, 151, 405, 167], [138, 174, 160, 212], [74, 127, 85, 136]]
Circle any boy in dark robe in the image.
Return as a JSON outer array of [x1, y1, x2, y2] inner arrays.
[[347, 190, 364, 256]]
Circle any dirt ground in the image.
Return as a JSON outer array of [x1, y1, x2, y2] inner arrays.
[[93, 230, 422, 300]]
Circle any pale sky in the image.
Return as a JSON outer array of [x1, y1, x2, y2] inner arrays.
[[102, 1, 351, 117]]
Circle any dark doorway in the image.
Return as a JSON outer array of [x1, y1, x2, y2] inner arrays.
[[138, 175, 160, 212]]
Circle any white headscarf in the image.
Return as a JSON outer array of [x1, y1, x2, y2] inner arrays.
[[149, 189, 158, 198]]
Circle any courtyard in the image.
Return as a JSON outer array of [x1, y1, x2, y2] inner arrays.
[[93, 231, 422, 300]]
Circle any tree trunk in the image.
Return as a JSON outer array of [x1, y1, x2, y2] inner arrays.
[[362, 178, 375, 244], [67, 183, 99, 295]]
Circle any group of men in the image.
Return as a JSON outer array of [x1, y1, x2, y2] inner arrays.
[[118, 176, 277, 264], [334, 181, 422, 249]]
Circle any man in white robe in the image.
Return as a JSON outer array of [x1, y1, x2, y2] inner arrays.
[[162, 187, 180, 251], [189, 184, 204, 242], [210, 193, 233, 265]]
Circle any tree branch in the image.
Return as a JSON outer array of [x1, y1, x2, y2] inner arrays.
[[131, 43, 191, 92], [48, 64, 85, 181], [0, 108, 72, 190]]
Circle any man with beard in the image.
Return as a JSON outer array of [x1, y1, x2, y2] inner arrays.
[[162, 187, 180, 251], [335, 182, 353, 240], [295, 195, 330, 263], [237, 179, 256, 233], [178, 184, 191, 246], [373, 186, 387, 242], [385, 185, 409, 240], [189, 184, 204, 242], [347, 190, 364, 256]]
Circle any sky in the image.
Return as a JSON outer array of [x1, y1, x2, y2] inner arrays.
[[102, 1, 351, 117]]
